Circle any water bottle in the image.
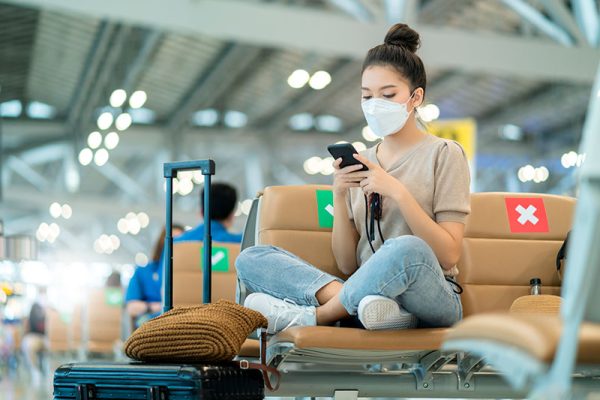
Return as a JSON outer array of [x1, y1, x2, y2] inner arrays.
[[530, 278, 542, 295]]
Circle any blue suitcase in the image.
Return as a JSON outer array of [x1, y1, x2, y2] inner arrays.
[[53, 160, 266, 400]]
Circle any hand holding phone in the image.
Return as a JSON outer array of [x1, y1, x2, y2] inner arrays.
[[327, 143, 368, 171]]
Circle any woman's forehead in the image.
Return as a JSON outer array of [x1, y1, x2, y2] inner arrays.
[[361, 65, 409, 90]]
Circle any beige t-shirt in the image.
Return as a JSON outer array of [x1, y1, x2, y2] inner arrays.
[[346, 133, 471, 276]]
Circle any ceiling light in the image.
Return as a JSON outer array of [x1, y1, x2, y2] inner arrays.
[[500, 124, 523, 141], [94, 148, 109, 166], [303, 156, 322, 175], [49, 223, 60, 238], [117, 218, 129, 234], [115, 113, 132, 131], [137, 212, 150, 228], [97, 112, 114, 130], [289, 113, 314, 131], [352, 141, 367, 152], [129, 90, 147, 109], [27, 101, 56, 119], [0, 100, 22, 118], [135, 253, 148, 267], [287, 69, 310, 89], [241, 199, 253, 215], [362, 126, 379, 142], [109, 235, 120, 250], [177, 179, 194, 196], [129, 107, 156, 124], [104, 131, 120, 150], [309, 71, 332, 90], [315, 115, 343, 132], [110, 89, 127, 108], [78, 148, 93, 166], [223, 110, 248, 128], [49, 202, 62, 219], [419, 104, 440, 122], [320, 157, 335, 175], [61, 204, 72, 219], [192, 109, 219, 127], [87, 131, 102, 149]]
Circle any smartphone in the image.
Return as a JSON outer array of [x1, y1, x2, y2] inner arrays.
[[327, 143, 368, 171]]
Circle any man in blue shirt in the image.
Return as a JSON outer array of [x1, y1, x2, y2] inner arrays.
[[175, 182, 243, 244]]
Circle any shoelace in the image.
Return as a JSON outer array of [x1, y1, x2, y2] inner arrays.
[[270, 298, 312, 333]]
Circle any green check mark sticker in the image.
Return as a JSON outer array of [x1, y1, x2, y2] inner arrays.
[[200, 246, 230, 272], [316, 190, 334, 228], [105, 288, 124, 306]]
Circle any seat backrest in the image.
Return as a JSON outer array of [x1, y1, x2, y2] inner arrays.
[[172, 241, 240, 306], [85, 287, 123, 353], [458, 192, 574, 317], [257, 185, 348, 280], [46, 308, 70, 352], [256, 186, 575, 317]]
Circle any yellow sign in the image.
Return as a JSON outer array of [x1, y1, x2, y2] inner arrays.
[[427, 119, 476, 161]]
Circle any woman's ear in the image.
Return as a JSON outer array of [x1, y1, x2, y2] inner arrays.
[[412, 87, 424, 109]]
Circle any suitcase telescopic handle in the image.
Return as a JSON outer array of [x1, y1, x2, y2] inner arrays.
[[163, 160, 216, 313]]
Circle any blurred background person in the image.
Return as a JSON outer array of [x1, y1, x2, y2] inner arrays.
[[21, 288, 47, 386], [125, 225, 184, 328]]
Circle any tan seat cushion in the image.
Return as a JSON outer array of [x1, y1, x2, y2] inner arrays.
[[238, 338, 260, 358], [445, 313, 600, 364], [271, 326, 450, 351]]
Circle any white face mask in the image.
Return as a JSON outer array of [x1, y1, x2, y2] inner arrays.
[[361, 93, 414, 138]]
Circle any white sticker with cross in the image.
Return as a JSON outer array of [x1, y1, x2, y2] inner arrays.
[[516, 204, 539, 225]]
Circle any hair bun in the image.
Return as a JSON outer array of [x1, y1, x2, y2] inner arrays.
[[384, 23, 420, 53]]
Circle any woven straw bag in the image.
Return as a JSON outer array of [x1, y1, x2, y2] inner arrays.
[[124, 300, 267, 363]]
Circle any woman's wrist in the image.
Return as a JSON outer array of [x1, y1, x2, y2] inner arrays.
[[391, 181, 408, 204]]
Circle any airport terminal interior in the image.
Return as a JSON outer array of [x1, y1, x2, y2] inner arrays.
[[1, 0, 600, 399]]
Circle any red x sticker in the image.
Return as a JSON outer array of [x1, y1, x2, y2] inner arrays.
[[505, 197, 549, 233]]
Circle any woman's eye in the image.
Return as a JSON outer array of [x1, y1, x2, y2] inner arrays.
[[362, 96, 372, 100], [383, 94, 396, 99]]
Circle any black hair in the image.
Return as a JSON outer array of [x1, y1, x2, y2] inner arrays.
[[362, 23, 427, 95], [200, 182, 238, 221]]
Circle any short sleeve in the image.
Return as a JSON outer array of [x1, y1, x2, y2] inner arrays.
[[433, 141, 471, 223], [125, 269, 143, 302]]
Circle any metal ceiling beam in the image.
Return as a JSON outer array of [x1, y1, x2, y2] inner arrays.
[[384, 0, 419, 25], [502, 0, 574, 46], [122, 29, 163, 93], [540, 0, 587, 44], [91, 161, 149, 201], [65, 21, 115, 131], [326, 0, 373, 23], [166, 43, 263, 132], [6, 155, 48, 190], [7, 0, 600, 82], [572, 0, 600, 46]]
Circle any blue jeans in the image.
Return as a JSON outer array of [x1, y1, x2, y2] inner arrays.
[[235, 235, 462, 328]]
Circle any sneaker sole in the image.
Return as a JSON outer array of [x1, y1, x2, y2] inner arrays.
[[358, 297, 417, 330]]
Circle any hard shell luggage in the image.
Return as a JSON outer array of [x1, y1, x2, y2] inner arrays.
[[53, 160, 266, 400]]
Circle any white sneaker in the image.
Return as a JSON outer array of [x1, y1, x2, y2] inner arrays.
[[244, 293, 317, 334], [358, 295, 418, 330]]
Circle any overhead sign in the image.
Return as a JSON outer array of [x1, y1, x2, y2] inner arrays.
[[428, 118, 476, 161], [505, 197, 549, 233]]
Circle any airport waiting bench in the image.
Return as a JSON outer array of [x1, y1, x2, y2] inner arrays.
[[234, 185, 600, 398]]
